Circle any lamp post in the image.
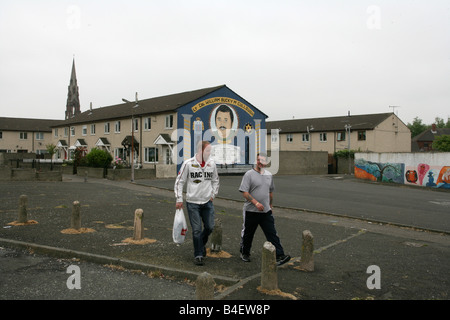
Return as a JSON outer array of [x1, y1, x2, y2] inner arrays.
[[344, 124, 352, 174], [307, 125, 314, 151], [122, 92, 139, 182]]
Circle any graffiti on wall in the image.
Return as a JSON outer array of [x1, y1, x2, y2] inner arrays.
[[354, 159, 404, 184], [405, 164, 450, 188], [355, 159, 450, 189]]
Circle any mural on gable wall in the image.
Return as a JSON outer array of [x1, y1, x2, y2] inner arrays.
[[355, 159, 450, 189], [175, 87, 268, 172]]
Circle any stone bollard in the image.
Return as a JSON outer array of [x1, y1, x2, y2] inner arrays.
[[299, 230, 314, 271], [210, 218, 222, 252], [261, 241, 278, 291], [133, 209, 144, 240], [71, 201, 81, 230], [196, 272, 215, 300], [18, 195, 28, 223]]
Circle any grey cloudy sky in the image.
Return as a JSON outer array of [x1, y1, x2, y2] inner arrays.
[[0, 0, 449, 126]]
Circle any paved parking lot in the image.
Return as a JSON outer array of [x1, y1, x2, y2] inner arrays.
[[1, 175, 449, 303]]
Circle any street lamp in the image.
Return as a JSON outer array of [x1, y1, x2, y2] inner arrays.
[[122, 92, 139, 182], [344, 124, 352, 174], [307, 125, 314, 151]]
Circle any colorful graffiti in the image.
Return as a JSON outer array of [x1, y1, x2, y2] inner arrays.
[[404, 164, 450, 189], [354, 159, 404, 184], [355, 159, 450, 189]]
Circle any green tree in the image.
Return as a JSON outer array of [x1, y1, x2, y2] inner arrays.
[[432, 135, 450, 152], [46, 143, 57, 171], [434, 117, 446, 128], [72, 147, 86, 174], [407, 117, 428, 138], [85, 148, 113, 168]]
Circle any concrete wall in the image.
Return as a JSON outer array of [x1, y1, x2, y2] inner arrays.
[[336, 157, 355, 174], [272, 151, 329, 175], [0, 153, 36, 166], [106, 168, 156, 180], [0, 167, 62, 181], [355, 152, 450, 189], [156, 164, 177, 178]]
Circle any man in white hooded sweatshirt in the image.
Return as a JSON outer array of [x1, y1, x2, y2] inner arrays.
[[175, 141, 219, 265]]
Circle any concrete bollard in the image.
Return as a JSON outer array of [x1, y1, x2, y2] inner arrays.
[[71, 201, 81, 230], [299, 230, 314, 271], [196, 272, 215, 300], [133, 209, 144, 240], [18, 195, 28, 223], [210, 218, 222, 252], [261, 241, 278, 291]]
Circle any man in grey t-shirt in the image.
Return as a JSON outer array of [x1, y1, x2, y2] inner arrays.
[[239, 153, 290, 266]]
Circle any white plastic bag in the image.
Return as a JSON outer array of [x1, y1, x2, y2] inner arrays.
[[173, 208, 188, 244]]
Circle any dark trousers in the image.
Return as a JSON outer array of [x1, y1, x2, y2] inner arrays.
[[240, 210, 285, 257]]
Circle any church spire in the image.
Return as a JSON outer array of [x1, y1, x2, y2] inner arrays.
[[65, 58, 81, 119]]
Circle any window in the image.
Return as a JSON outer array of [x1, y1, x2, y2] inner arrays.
[[54, 128, 58, 137], [337, 132, 346, 141], [70, 127, 75, 136], [358, 130, 366, 141], [132, 118, 138, 132], [82, 125, 87, 136], [144, 117, 151, 130], [64, 127, 69, 137], [20, 132, 28, 140], [104, 122, 110, 134], [114, 147, 125, 162], [115, 121, 121, 133], [90, 124, 96, 135], [165, 115, 173, 129], [319, 133, 327, 142], [286, 134, 293, 142], [0, 131, 2, 139], [144, 147, 159, 163], [165, 148, 173, 164], [35, 132, 44, 140], [271, 134, 278, 144], [302, 133, 309, 142]]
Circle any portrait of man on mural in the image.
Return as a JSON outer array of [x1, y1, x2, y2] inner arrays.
[[212, 104, 237, 141], [209, 104, 241, 165]]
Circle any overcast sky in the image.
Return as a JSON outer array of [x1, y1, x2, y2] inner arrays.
[[1, 0, 449, 126]]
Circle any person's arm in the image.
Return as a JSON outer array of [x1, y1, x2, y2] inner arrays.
[[242, 191, 264, 211], [269, 192, 273, 209], [210, 163, 220, 201], [174, 161, 189, 209]]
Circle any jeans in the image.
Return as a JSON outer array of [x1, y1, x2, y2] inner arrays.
[[240, 210, 285, 257], [186, 201, 215, 258]]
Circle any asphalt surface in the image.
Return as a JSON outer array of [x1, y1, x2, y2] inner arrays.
[[140, 174, 450, 233], [1, 174, 449, 306]]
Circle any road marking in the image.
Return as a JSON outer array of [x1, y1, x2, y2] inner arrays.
[[314, 229, 367, 254], [429, 200, 450, 207]]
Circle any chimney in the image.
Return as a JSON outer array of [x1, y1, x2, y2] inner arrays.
[[431, 123, 437, 134]]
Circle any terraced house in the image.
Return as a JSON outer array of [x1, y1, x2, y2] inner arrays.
[[267, 112, 411, 154], [0, 117, 60, 155], [51, 84, 269, 177]]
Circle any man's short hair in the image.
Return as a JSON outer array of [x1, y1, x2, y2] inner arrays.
[[257, 152, 268, 159], [215, 104, 234, 124]]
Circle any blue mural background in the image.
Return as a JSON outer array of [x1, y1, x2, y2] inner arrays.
[[175, 86, 267, 172]]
